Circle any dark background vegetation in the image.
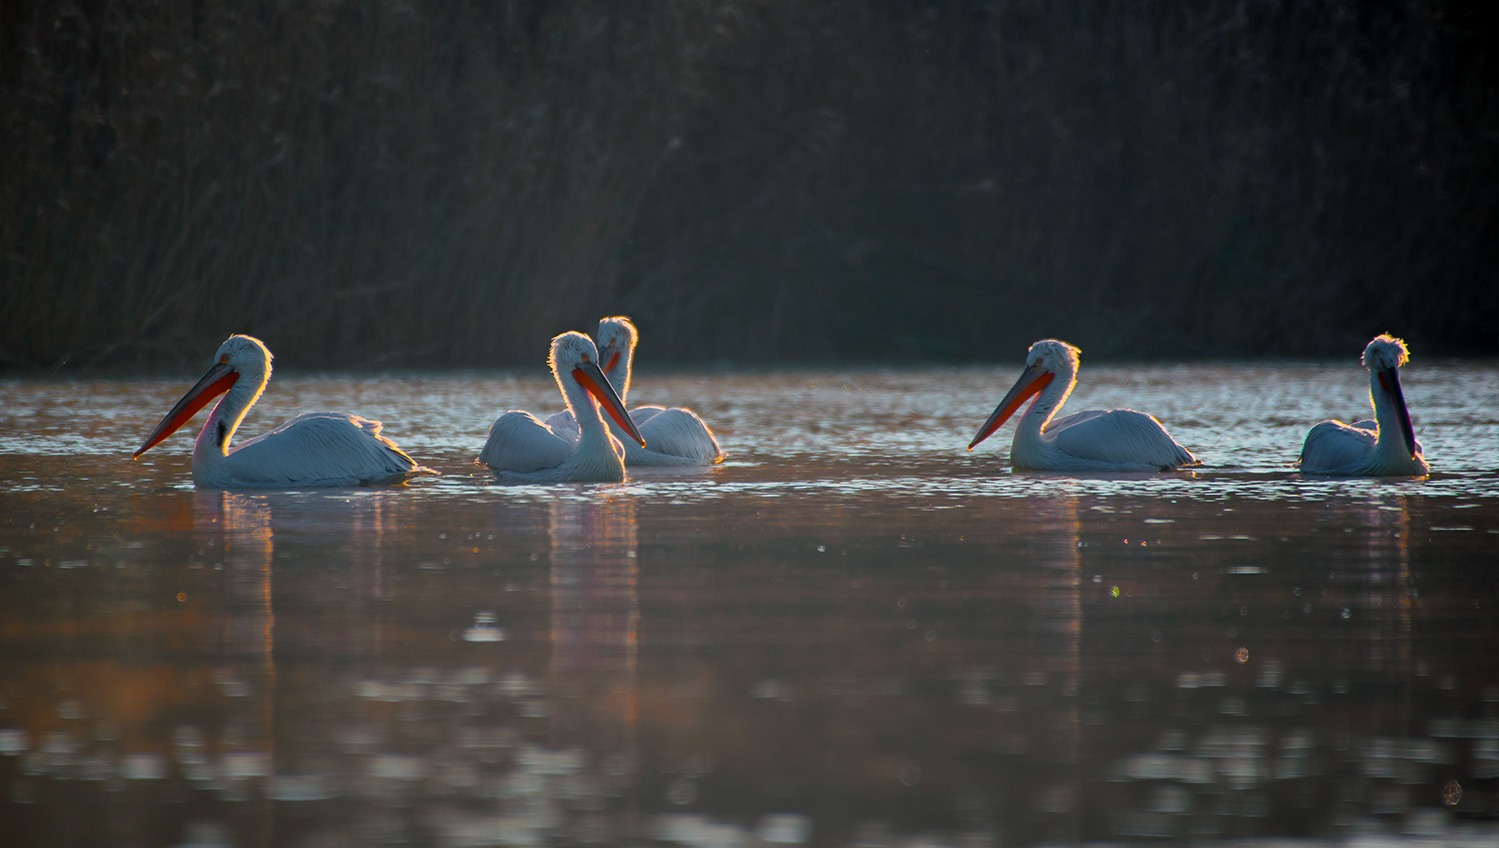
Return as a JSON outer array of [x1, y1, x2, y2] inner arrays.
[[2, 0, 1494, 371]]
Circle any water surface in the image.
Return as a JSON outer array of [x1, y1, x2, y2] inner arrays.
[[1, 360, 1496, 847]]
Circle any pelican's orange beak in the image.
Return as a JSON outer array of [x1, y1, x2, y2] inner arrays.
[[602, 348, 622, 375], [968, 365, 1053, 450], [573, 360, 645, 448], [133, 362, 239, 459]]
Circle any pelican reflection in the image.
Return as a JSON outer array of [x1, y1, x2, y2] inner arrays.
[[194, 490, 275, 659], [189, 490, 277, 843], [1001, 493, 1082, 843], [548, 493, 640, 744]]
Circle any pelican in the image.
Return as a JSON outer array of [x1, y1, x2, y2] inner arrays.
[[544, 316, 724, 466], [476, 331, 645, 482], [968, 339, 1198, 472], [1299, 333, 1428, 476], [133, 334, 434, 488]]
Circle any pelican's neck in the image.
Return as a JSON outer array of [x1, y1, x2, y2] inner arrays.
[[561, 370, 624, 461], [1367, 368, 1408, 457], [1353, 365, 1428, 475], [192, 368, 268, 466], [607, 351, 637, 445], [1015, 366, 1078, 447], [613, 347, 635, 406]]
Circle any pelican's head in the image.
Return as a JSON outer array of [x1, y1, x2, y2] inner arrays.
[[1025, 338, 1082, 379], [549, 331, 645, 447], [595, 315, 638, 377], [1361, 333, 1419, 459], [968, 338, 1080, 451], [133, 334, 273, 459], [1361, 333, 1410, 373], [215, 334, 274, 383], [549, 331, 599, 374]]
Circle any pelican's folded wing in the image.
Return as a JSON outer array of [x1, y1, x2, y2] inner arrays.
[[477, 411, 573, 473], [541, 409, 581, 446], [1299, 419, 1376, 473], [228, 412, 422, 486], [1050, 408, 1196, 469], [628, 404, 667, 427], [638, 407, 724, 462]]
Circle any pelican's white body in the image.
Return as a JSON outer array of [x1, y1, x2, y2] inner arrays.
[[477, 333, 635, 483], [545, 316, 723, 466], [1011, 406, 1197, 472], [976, 339, 1197, 472], [1300, 335, 1429, 477], [192, 411, 421, 489], [143, 335, 429, 489]]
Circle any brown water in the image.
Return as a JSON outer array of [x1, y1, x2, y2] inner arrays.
[[1, 361, 1496, 847]]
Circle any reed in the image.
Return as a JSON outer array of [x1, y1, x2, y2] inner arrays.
[[2, 0, 1492, 371]]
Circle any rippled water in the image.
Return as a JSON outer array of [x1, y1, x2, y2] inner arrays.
[[1, 360, 1496, 847]]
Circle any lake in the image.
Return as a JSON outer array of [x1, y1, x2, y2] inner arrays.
[[1, 358, 1496, 847]]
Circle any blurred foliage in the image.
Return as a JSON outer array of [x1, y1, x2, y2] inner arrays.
[[1, 0, 1493, 370]]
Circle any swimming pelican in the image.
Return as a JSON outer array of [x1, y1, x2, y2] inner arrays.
[[545, 316, 724, 466], [476, 331, 645, 482], [1299, 333, 1428, 476], [968, 339, 1198, 471], [133, 334, 434, 488]]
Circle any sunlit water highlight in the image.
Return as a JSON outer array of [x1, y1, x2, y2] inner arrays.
[[1, 360, 1496, 847]]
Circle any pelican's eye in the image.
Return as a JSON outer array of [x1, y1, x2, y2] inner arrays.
[[219, 354, 230, 364]]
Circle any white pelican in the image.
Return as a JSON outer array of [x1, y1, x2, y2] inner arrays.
[[1299, 333, 1429, 476], [133, 334, 434, 488], [968, 338, 1198, 472], [476, 331, 645, 482], [544, 316, 724, 466]]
